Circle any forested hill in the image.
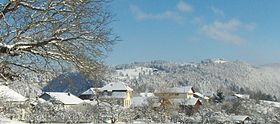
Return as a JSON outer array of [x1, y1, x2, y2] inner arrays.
[[111, 59, 280, 100]]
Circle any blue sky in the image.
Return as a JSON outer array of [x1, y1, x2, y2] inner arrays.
[[105, 0, 280, 65], [1, 0, 278, 65]]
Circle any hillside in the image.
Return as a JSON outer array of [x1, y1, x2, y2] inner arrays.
[[2, 59, 280, 100], [111, 59, 280, 100]]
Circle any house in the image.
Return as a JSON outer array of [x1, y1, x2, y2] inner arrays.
[[171, 98, 202, 114], [79, 88, 100, 100], [98, 82, 133, 108], [153, 86, 203, 115], [39, 92, 83, 108], [0, 85, 28, 121], [154, 86, 195, 99], [0, 85, 27, 103], [228, 115, 251, 124]]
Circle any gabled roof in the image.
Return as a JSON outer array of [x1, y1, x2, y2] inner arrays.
[[0, 85, 27, 102], [194, 92, 210, 100], [229, 115, 250, 122], [234, 94, 250, 99], [80, 88, 99, 95], [41, 92, 83, 105], [100, 82, 133, 91], [154, 86, 194, 94]]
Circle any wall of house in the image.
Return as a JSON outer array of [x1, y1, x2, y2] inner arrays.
[[64, 104, 76, 109], [192, 102, 201, 113], [124, 91, 132, 108], [187, 89, 194, 98], [72, 102, 94, 112]]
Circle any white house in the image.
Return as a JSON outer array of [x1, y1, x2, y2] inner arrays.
[[98, 82, 133, 108], [0, 85, 27, 103], [39, 92, 83, 108], [0, 85, 27, 121]]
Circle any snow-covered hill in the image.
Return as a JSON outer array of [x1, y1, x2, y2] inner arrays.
[[111, 60, 280, 100], [114, 67, 156, 79]]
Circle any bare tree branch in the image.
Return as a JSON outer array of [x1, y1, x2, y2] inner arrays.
[[0, 0, 116, 81]]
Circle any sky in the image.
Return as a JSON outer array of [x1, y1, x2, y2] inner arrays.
[[105, 0, 280, 65], [1, 0, 279, 65]]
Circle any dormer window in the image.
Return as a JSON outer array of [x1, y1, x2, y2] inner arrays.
[[108, 91, 112, 96]]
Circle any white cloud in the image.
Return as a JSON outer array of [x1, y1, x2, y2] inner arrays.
[[202, 19, 253, 45], [177, 1, 193, 12], [130, 1, 193, 22], [130, 5, 183, 22], [211, 6, 224, 17]]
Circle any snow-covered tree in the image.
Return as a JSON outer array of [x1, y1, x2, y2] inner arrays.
[[0, 0, 117, 81]]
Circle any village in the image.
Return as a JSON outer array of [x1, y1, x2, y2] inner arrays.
[[1, 0, 280, 123], [0, 81, 280, 123]]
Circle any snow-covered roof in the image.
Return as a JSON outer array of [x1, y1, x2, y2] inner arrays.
[[229, 115, 250, 122], [0, 85, 27, 102], [101, 82, 133, 91], [81, 100, 98, 106], [81, 88, 98, 95], [234, 94, 250, 99], [154, 86, 194, 94], [260, 100, 280, 108], [42, 92, 83, 105], [194, 92, 210, 100], [172, 98, 201, 106], [30, 98, 46, 106]]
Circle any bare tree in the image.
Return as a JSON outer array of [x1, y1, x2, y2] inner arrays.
[[0, 0, 117, 81]]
